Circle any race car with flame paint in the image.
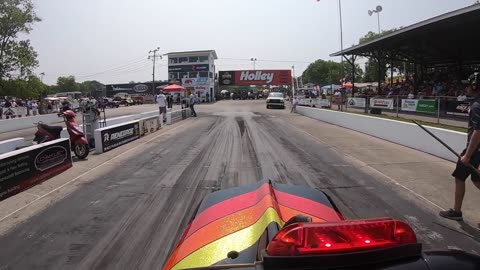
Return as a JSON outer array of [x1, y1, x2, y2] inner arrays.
[[164, 180, 480, 270]]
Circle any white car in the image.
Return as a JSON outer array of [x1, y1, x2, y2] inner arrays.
[[266, 92, 285, 109]]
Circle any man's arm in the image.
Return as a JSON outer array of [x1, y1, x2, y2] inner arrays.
[[464, 130, 480, 162], [463, 103, 480, 163]]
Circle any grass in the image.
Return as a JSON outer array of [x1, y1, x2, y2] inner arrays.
[[344, 110, 467, 133]]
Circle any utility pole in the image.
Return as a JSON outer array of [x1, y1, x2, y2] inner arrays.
[[292, 65, 296, 98], [251, 58, 257, 70], [148, 47, 161, 95], [338, 0, 344, 83]]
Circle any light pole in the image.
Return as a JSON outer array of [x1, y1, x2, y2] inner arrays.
[[148, 47, 161, 95], [368, 5, 383, 34], [250, 58, 257, 70]]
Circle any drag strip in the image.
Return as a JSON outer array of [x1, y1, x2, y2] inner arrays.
[[0, 101, 478, 270]]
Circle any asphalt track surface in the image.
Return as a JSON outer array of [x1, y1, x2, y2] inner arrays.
[[0, 101, 479, 269]]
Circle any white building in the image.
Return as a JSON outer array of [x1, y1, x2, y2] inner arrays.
[[166, 50, 218, 102]]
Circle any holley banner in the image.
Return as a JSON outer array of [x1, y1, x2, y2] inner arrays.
[[219, 70, 292, 86]]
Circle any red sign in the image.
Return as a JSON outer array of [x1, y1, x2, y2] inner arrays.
[[219, 70, 292, 86]]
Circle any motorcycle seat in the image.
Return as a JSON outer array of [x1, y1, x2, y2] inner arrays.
[[39, 124, 63, 136]]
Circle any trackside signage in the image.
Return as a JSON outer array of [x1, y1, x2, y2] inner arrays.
[[219, 70, 292, 86], [101, 122, 140, 153], [0, 138, 72, 201], [370, 98, 394, 109], [401, 99, 436, 113]]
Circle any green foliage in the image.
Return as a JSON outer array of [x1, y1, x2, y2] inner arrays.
[[0, 0, 41, 80], [50, 76, 105, 97], [302, 59, 363, 85], [0, 75, 47, 99], [56, 76, 79, 92]]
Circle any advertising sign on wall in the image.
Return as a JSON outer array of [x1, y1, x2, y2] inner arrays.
[[182, 78, 197, 87], [219, 70, 292, 86], [445, 100, 470, 116], [0, 139, 72, 201], [139, 117, 160, 136], [101, 122, 140, 152], [370, 98, 394, 109], [168, 64, 209, 72], [401, 99, 436, 113], [347, 98, 366, 108]]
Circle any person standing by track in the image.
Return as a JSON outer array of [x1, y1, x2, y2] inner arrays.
[[439, 73, 480, 226], [189, 93, 197, 117], [156, 90, 167, 122]]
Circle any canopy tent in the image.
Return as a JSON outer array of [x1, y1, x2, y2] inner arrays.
[[163, 84, 186, 92]]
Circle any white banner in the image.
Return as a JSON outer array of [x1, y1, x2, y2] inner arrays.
[[347, 98, 366, 108], [370, 98, 394, 109], [401, 99, 418, 112], [2, 107, 27, 117], [315, 99, 331, 107], [139, 117, 160, 136]]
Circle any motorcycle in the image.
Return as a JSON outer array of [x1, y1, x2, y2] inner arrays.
[[33, 110, 89, 159]]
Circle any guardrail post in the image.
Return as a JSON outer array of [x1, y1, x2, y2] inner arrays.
[[396, 95, 399, 118], [437, 96, 440, 124]]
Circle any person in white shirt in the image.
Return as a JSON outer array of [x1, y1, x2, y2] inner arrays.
[[457, 91, 468, 102], [291, 97, 298, 113], [155, 91, 167, 121], [189, 93, 197, 117], [407, 92, 415, 99], [31, 101, 38, 116]]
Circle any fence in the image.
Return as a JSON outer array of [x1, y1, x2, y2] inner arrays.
[[298, 95, 469, 127]]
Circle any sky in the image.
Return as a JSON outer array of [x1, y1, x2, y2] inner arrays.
[[27, 0, 476, 85]]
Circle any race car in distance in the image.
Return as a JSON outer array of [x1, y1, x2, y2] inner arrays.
[[266, 92, 285, 109], [163, 180, 480, 270]]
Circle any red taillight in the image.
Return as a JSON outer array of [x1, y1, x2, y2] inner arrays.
[[267, 218, 417, 256]]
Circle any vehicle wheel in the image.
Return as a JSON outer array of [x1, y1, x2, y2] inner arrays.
[[74, 143, 89, 159]]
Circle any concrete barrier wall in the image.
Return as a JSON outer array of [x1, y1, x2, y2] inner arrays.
[[0, 138, 25, 155], [297, 106, 466, 162], [0, 114, 60, 133]]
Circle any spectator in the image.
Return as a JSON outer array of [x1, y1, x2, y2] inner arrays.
[[155, 90, 167, 122], [31, 100, 38, 116], [189, 93, 197, 117], [408, 92, 415, 99]]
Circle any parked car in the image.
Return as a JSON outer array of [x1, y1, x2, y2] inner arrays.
[[102, 98, 120, 108], [131, 96, 144, 105]]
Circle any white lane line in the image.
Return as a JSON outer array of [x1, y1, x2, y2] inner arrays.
[[287, 120, 447, 211], [0, 120, 192, 223]]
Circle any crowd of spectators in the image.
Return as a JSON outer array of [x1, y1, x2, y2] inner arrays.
[[378, 69, 473, 101]]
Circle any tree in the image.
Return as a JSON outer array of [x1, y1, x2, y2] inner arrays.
[[79, 80, 105, 96], [0, 0, 41, 80], [0, 75, 46, 99], [57, 76, 79, 92], [358, 28, 404, 83], [302, 59, 363, 85]]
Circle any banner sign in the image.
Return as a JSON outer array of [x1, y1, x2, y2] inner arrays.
[[0, 139, 72, 201], [317, 99, 331, 108], [219, 70, 292, 86], [445, 100, 470, 116], [370, 98, 394, 109], [139, 116, 160, 136], [101, 122, 140, 153], [168, 64, 209, 72], [401, 99, 436, 113], [347, 98, 366, 108], [2, 107, 27, 117]]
